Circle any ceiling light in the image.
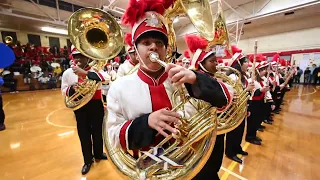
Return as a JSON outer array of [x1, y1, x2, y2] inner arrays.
[[41, 26, 68, 35]]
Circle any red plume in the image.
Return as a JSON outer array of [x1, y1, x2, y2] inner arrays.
[[224, 45, 242, 58], [248, 54, 262, 63], [217, 58, 223, 64], [184, 34, 208, 53], [114, 56, 120, 63], [224, 62, 228, 66], [279, 59, 286, 66], [121, 0, 146, 27], [184, 50, 190, 58], [272, 54, 280, 62], [125, 33, 133, 47], [121, 0, 175, 27]]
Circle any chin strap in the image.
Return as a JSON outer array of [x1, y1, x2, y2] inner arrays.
[[199, 63, 214, 76]]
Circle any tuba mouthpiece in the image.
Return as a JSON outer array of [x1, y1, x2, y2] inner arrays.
[[149, 52, 160, 62]]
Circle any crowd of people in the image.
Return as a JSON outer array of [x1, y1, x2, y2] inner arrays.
[[1, 42, 71, 92]]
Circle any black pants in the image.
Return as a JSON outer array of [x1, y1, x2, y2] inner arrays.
[[193, 134, 225, 180], [0, 96, 5, 125], [74, 99, 104, 164], [263, 102, 272, 121], [225, 119, 245, 157], [246, 100, 263, 140]]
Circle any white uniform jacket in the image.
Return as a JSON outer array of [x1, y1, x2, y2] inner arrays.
[[116, 60, 136, 79], [106, 69, 230, 152], [61, 67, 110, 99]]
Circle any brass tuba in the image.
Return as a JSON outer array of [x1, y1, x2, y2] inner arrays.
[[165, 0, 215, 63], [4, 36, 13, 44], [215, 66, 250, 134], [103, 1, 219, 179], [65, 8, 124, 110], [207, 0, 249, 134]]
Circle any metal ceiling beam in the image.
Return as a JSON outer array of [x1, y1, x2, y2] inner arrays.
[[28, 0, 56, 21], [176, 0, 320, 38], [0, 10, 66, 27]]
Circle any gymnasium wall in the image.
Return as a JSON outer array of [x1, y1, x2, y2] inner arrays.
[[176, 27, 320, 54], [0, 27, 69, 48]]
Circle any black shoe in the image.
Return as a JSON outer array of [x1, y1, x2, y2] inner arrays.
[[0, 124, 5, 131], [255, 136, 262, 141], [81, 163, 92, 175], [246, 139, 262, 145], [95, 153, 108, 161], [260, 125, 266, 129], [263, 120, 272, 124], [258, 127, 264, 132], [238, 150, 248, 156], [227, 155, 242, 164]]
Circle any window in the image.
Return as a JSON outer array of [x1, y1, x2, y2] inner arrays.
[[1, 31, 17, 44], [38, 0, 56, 8], [58, 1, 73, 12], [49, 37, 60, 49], [27, 34, 41, 46], [73, 5, 84, 12], [67, 39, 72, 49]]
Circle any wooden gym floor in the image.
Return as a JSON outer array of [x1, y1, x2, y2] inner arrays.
[[0, 85, 319, 180]]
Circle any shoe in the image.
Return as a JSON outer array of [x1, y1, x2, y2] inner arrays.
[[255, 136, 262, 141], [258, 127, 264, 132], [81, 163, 92, 175], [238, 150, 248, 156], [260, 125, 266, 129], [95, 153, 108, 161], [227, 155, 242, 164], [246, 139, 262, 145], [0, 124, 5, 131]]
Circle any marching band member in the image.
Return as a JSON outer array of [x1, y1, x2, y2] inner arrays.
[[245, 60, 269, 145], [225, 49, 254, 163], [184, 34, 234, 178], [61, 45, 110, 175], [262, 62, 275, 125], [116, 33, 139, 78], [106, 0, 229, 179]]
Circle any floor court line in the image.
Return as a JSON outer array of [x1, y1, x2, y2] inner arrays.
[[221, 142, 250, 180], [46, 107, 77, 129], [220, 167, 247, 180]]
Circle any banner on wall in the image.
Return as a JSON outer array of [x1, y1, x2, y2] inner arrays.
[[291, 53, 320, 69]]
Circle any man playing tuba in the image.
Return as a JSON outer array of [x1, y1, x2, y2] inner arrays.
[[184, 34, 234, 179], [61, 45, 110, 175], [106, 0, 230, 179]]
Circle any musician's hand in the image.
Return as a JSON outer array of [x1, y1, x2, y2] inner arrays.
[[246, 82, 255, 91], [72, 84, 78, 91], [261, 86, 270, 92], [247, 111, 251, 117], [271, 105, 276, 111], [72, 66, 88, 76], [148, 108, 181, 137], [165, 63, 196, 86]]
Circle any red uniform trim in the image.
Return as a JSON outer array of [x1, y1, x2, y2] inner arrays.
[[120, 120, 133, 151], [217, 82, 231, 111]]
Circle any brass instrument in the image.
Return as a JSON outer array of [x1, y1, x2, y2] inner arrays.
[[164, 0, 214, 63], [103, 52, 218, 180], [203, 0, 249, 134], [215, 66, 250, 134], [103, 1, 220, 178], [4, 36, 13, 44], [65, 7, 124, 110]]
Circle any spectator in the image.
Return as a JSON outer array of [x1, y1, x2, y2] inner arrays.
[[310, 64, 317, 84], [313, 65, 320, 85], [38, 74, 49, 89], [304, 67, 311, 84], [47, 74, 57, 89], [0, 73, 5, 131]]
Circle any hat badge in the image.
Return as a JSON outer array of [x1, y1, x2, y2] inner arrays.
[[145, 13, 163, 28]]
